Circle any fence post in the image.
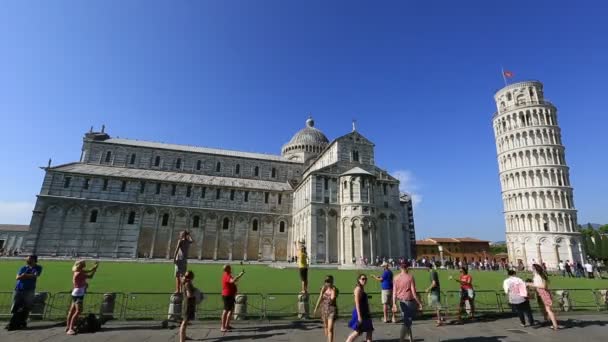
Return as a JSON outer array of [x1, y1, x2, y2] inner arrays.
[[297, 293, 309, 319], [234, 294, 248, 320], [168, 293, 183, 321], [100, 293, 117, 322]]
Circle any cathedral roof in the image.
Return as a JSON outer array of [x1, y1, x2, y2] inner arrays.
[[284, 117, 329, 147], [100, 138, 300, 164], [341, 167, 375, 177], [50, 163, 293, 191]]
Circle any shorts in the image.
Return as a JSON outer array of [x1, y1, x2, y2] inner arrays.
[[460, 289, 474, 300], [72, 296, 84, 305], [222, 295, 235, 311], [428, 292, 441, 309], [175, 260, 187, 277], [299, 268, 308, 282], [381, 290, 393, 305]]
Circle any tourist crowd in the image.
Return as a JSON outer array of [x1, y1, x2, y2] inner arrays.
[[4, 231, 606, 342]]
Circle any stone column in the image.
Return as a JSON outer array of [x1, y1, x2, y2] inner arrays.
[[536, 243, 542, 264], [339, 219, 344, 264], [271, 220, 276, 262], [149, 212, 160, 258], [243, 218, 250, 261], [369, 225, 375, 264], [386, 218, 392, 258], [197, 216, 205, 260], [554, 244, 560, 265], [577, 242, 585, 264], [229, 215, 235, 261], [567, 242, 574, 264], [521, 242, 527, 267], [113, 209, 125, 258], [166, 214, 177, 259], [359, 222, 364, 260], [56, 207, 69, 256], [325, 211, 330, 264], [257, 219, 263, 260], [30, 205, 48, 255], [213, 219, 220, 260], [75, 205, 89, 256]]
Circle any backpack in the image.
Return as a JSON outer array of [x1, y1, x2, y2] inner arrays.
[[193, 288, 204, 305], [75, 313, 101, 334]]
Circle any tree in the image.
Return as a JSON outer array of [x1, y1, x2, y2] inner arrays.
[[599, 224, 608, 234], [601, 234, 608, 260]]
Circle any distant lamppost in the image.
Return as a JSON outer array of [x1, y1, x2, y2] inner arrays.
[[438, 245, 444, 267]]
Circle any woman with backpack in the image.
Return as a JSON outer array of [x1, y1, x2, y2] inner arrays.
[[180, 271, 201, 342]]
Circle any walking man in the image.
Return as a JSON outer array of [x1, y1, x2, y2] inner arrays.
[[503, 270, 534, 327], [372, 261, 396, 323], [425, 264, 444, 326], [6, 255, 42, 331]]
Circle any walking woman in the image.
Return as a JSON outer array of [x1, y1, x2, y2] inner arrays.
[[313, 275, 338, 342], [66, 260, 98, 335], [393, 262, 423, 342], [179, 271, 196, 342], [220, 264, 244, 333], [346, 274, 373, 342], [528, 264, 559, 330]]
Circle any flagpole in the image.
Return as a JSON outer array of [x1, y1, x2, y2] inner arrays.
[[501, 66, 507, 86]]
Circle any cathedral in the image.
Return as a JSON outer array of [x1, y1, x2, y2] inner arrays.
[[23, 118, 415, 264]]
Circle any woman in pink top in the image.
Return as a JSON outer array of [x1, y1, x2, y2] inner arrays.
[[392, 262, 422, 342], [66, 260, 98, 335]]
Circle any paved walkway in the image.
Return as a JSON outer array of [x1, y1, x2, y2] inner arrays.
[[2, 314, 608, 342]]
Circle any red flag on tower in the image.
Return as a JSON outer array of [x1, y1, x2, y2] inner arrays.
[[503, 70, 514, 78]]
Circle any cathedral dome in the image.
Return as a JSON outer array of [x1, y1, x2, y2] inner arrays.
[[282, 117, 329, 158], [287, 118, 329, 146]]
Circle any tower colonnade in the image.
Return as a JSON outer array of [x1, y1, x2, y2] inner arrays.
[[492, 81, 584, 269]]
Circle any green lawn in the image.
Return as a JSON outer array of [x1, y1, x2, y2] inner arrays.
[[2, 260, 607, 319], [2, 260, 607, 294]]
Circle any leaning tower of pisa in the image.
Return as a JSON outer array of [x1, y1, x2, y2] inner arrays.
[[492, 80, 584, 269]]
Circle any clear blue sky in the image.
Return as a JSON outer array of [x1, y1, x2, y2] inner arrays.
[[1, 1, 607, 241]]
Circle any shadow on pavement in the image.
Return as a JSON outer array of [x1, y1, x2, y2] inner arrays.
[[559, 319, 608, 329], [440, 337, 508, 342], [199, 333, 286, 341], [231, 321, 324, 332]]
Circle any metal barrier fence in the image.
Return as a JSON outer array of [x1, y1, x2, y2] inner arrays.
[[444, 290, 503, 315], [46, 292, 127, 321], [1, 288, 607, 320], [0, 292, 15, 317]]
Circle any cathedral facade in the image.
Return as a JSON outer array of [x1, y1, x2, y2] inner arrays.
[[23, 118, 415, 264]]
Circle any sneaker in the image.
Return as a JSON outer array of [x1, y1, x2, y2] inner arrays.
[[66, 329, 76, 335]]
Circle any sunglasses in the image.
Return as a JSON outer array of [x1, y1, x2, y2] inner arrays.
[[360, 277, 368, 281]]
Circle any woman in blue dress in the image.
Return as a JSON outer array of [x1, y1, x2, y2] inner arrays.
[[346, 274, 374, 342]]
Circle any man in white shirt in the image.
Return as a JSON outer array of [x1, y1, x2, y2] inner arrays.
[[584, 262, 594, 278], [503, 270, 535, 327]]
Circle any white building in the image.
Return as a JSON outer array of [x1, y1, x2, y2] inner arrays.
[[492, 81, 585, 269], [22, 118, 415, 264]]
